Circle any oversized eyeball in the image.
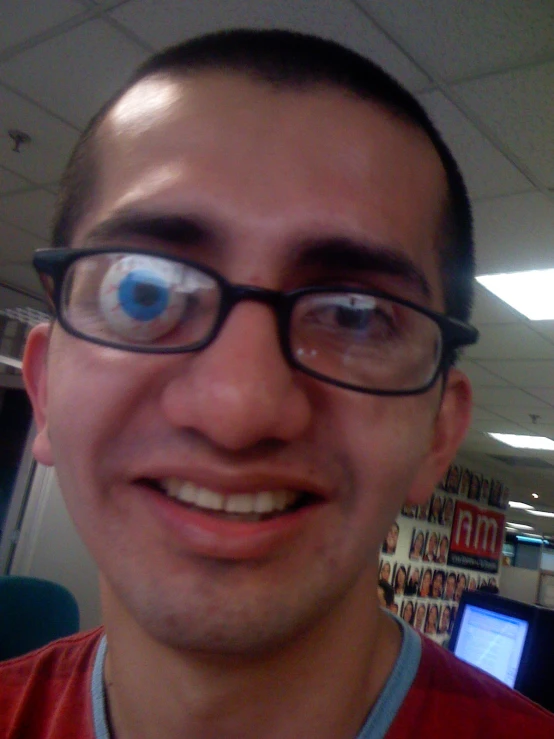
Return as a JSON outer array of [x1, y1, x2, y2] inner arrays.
[[99, 255, 186, 342]]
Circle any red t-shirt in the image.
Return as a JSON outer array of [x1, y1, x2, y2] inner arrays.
[[0, 626, 553, 737], [0, 628, 102, 738], [387, 635, 554, 737]]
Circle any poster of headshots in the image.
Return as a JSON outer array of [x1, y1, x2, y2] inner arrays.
[[383, 461, 509, 645], [438, 463, 508, 510], [395, 567, 470, 644], [401, 495, 454, 528], [400, 600, 457, 638]]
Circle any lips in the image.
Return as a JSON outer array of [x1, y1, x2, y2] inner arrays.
[[139, 477, 313, 522], [131, 474, 325, 559]]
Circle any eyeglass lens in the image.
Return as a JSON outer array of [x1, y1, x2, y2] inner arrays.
[[59, 250, 443, 392]]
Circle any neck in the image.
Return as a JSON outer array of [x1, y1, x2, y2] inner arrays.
[[100, 574, 402, 739]]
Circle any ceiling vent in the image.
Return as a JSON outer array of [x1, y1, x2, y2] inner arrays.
[[488, 454, 554, 470]]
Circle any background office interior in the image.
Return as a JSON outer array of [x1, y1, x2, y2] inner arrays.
[[0, 0, 554, 629]]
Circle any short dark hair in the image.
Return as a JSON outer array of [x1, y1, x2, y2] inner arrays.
[[52, 28, 474, 323]]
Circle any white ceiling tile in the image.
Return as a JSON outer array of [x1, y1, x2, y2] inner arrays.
[[0, 0, 83, 55], [0, 168, 31, 195], [465, 323, 554, 361], [0, 19, 148, 129], [470, 283, 524, 325], [471, 384, 553, 407], [0, 85, 79, 183], [0, 220, 47, 302], [358, 0, 554, 81], [0, 285, 47, 311], [472, 418, 527, 434], [110, 0, 431, 91], [418, 90, 532, 200], [457, 359, 509, 388], [521, 389, 554, 407], [0, 220, 47, 256], [76, 1, 132, 7], [520, 422, 554, 437], [477, 361, 554, 389], [473, 192, 554, 274], [460, 429, 505, 455], [479, 403, 554, 426], [0, 263, 45, 299], [533, 322, 554, 345], [0, 190, 57, 240], [453, 62, 554, 187], [471, 405, 510, 422]]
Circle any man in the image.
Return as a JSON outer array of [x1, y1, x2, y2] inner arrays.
[[2, 28, 553, 738]]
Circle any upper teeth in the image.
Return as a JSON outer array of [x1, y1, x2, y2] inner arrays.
[[163, 479, 300, 515]]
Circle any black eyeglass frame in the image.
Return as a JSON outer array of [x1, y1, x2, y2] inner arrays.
[[33, 247, 479, 396]]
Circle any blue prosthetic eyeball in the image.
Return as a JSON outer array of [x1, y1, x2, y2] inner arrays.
[[99, 255, 186, 342]]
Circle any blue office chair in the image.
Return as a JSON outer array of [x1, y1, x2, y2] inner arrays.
[[0, 575, 80, 660]]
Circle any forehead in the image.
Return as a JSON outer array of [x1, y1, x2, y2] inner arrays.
[[82, 71, 448, 303]]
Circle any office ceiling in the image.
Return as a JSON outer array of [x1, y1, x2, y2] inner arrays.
[[1, 0, 554, 532]]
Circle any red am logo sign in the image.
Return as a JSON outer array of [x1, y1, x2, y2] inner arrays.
[[448, 500, 506, 573]]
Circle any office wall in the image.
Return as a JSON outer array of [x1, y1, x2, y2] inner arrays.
[[10, 465, 101, 631], [499, 566, 539, 605], [515, 542, 541, 570]]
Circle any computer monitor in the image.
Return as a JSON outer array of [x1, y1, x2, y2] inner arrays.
[[449, 591, 554, 712]]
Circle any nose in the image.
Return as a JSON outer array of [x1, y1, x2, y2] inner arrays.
[[160, 300, 313, 451]]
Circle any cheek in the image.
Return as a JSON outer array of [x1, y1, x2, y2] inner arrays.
[[44, 336, 161, 505], [47, 344, 122, 457], [328, 394, 436, 513]]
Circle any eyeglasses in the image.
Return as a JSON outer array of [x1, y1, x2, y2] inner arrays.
[[33, 247, 478, 396]]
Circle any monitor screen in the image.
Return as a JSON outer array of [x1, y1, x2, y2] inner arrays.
[[452, 602, 529, 688]]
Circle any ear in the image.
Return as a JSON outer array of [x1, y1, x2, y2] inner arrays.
[[22, 323, 54, 466], [406, 368, 472, 505]]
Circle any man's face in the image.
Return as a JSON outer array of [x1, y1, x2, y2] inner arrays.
[[445, 574, 456, 599], [24, 71, 470, 654]]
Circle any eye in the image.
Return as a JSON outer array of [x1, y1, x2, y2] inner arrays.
[[305, 293, 396, 339], [99, 255, 186, 342], [334, 296, 377, 331]]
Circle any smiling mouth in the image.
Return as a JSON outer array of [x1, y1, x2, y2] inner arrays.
[[139, 477, 316, 521]]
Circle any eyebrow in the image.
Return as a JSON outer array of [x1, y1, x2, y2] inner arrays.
[[82, 211, 216, 249], [294, 238, 432, 301], [82, 210, 432, 300]]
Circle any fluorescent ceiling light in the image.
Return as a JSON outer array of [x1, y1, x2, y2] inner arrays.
[[488, 433, 554, 450], [477, 269, 554, 320], [527, 510, 554, 518], [508, 501, 535, 510], [506, 522, 534, 530]]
